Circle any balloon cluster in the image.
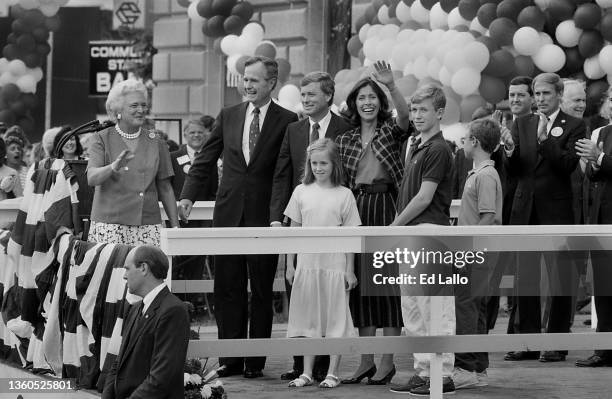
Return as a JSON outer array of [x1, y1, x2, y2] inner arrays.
[[185, 0, 255, 38], [343, 0, 612, 124]]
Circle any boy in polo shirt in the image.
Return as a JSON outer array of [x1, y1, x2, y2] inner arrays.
[[453, 118, 503, 390], [389, 85, 456, 396]]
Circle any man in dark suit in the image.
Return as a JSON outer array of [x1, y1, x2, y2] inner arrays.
[[500, 72, 585, 362], [102, 245, 190, 399], [269, 71, 351, 381], [179, 56, 298, 378], [575, 94, 612, 367]]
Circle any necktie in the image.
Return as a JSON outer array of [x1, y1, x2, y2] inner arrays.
[[310, 122, 320, 144], [249, 107, 260, 157]]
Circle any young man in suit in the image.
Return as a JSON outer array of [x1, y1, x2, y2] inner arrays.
[[102, 245, 190, 399], [575, 87, 612, 367], [179, 56, 298, 378], [269, 71, 351, 382], [500, 72, 585, 362]]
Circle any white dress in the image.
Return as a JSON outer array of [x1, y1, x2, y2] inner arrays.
[[284, 183, 361, 338]]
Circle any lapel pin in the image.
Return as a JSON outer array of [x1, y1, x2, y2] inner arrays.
[[148, 132, 156, 139], [183, 164, 191, 174], [551, 127, 563, 137]]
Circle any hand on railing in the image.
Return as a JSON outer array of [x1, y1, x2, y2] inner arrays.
[[179, 199, 193, 223]]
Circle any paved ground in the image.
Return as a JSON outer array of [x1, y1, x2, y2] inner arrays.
[[1, 314, 609, 399]]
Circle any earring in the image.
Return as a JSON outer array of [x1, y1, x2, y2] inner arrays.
[[117, 113, 121, 120]]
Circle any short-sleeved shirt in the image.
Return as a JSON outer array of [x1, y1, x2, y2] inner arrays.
[[87, 127, 174, 226], [397, 131, 454, 226], [458, 160, 503, 226]]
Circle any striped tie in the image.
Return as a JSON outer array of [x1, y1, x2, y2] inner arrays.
[[249, 107, 260, 157]]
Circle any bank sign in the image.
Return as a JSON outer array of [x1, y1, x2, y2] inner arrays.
[[89, 41, 139, 96]]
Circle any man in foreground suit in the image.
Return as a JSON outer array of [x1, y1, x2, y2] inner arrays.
[[179, 56, 298, 378], [102, 245, 190, 399], [500, 72, 585, 362], [270, 71, 351, 381]]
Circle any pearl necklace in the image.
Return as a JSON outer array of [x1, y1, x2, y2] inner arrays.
[[115, 124, 141, 139]]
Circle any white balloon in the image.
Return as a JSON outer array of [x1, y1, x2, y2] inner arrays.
[[220, 35, 240, 56], [396, 1, 412, 23], [439, 66, 452, 86], [187, 1, 203, 20], [242, 23, 265, 42], [0, 58, 8, 73], [556, 20, 583, 48], [451, 68, 480, 96], [413, 56, 429, 80], [8, 59, 27, 76], [599, 45, 612, 73], [375, 39, 396, 61], [40, 3, 60, 16], [378, 5, 391, 25], [596, 0, 612, 9], [410, 0, 430, 24], [391, 43, 410, 69], [397, 29, 415, 43], [359, 24, 371, 43], [227, 54, 241, 75], [464, 41, 490, 71], [363, 37, 379, 60], [427, 58, 442, 80], [30, 67, 43, 82], [584, 55, 606, 80], [513, 27, 542, 56], [379, 24, 400, 40], [367, 24, 383, 39], [539, 32, 553, 45], [16, 74, 37, 93], [429, 3, 448, 30], [403, 62, 413, 76], [532, 44, 566, 72], [444, 48, 469, 73], [18, 0, 38, 10], [470, 18, 487, 34], [0, 72, 16, 86], [448, 7, 469, 29], [237, 35, 258, 56]]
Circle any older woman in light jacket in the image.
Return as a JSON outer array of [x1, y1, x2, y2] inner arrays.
[[87, 79, 179, 246]]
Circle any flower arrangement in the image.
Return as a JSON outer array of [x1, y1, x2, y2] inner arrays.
[[184, 358, 228, 399]]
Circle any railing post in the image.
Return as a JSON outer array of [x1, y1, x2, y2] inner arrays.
[[429, 295, 444, 399]]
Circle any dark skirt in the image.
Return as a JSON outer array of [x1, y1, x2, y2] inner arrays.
[[349, 191, 404, 328]]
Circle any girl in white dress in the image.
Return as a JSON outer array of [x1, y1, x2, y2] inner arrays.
[[284, 138, 361, 389]]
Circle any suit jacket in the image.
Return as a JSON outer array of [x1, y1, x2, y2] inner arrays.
[[170, 145, 218, 201], [181, 101, 298, 227], [269, 113, 352, 223], [586, 125, 612, 224], [102, 287, 190, 399], [506, 110, 586, 225]]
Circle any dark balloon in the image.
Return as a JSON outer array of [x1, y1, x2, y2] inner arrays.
[[0, 110, 16, 125], [496, 0, 523, 21], [476, 3, 498, 28], [10, 101, 26, 116], [563, 47, 583, 74], [483, 49, 515, 77], [36, 43, 51, 56], [16, 34, 36, 52], [602, 12, 612, 42], [440, 0, 459, 13], [2, 44, 19, 60], [479, 74, 507, 104], [3, 84, 21, 102], [197, 0, 215, 18], [231, 1, 254, 21], [23, 53, 41, 68], [458, 0, 481, 20], [31, 27, 49, 42], [21, 93, 38, 108], [44, 16, 61, 32], [223, 15, 245, 35], [235, 55, 250, 75], [514, 55, 535, 76], [574, 3, 602, 30], [11, 19, 28, 34], [578, 30, 604, 59], [476, 35, 499, 53], [212, 0, 237, 16], [177, 0, 191, 7], [546, 0, 575, 24], [347, 35, 362, 58], [420, 0, 438, 9], [488, 17, 518, 47], [203, 15, 226, 37], [517, 6, 545, 30]]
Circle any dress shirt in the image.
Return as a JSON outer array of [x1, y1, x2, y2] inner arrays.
[[545, 108, 561, 134], [186, 145, 200, 163], [309, 111, 332, 140], [142, 282, 167, 314], [242, 100, 271, 164]]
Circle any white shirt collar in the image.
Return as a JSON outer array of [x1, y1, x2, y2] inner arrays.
[[246, 99, 272, 119], [546, 108, 561, 132], [309, 111, 332, 139], [186, 145, 198, 161], [142, 282, 166, 314]]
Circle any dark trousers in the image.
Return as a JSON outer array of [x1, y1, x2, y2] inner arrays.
[[591, 251, 612, 359], [284, 257, 330, 375], [454, 261, 491, 373], [214, 250, 278, 372], [486, 252, 515, 330]]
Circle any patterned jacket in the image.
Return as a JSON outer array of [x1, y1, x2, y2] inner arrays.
[[335, 119, 414, 190]]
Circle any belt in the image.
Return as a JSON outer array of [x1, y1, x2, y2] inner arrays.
[[353, 183, 394, 195]]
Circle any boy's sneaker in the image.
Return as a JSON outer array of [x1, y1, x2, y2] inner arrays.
[[452, 367, 479, 389], [409, 377, 456, 396], [476, 370, 488, 387], [389, 374, 428, 393]]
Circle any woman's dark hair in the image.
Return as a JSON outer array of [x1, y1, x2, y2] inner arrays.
[[53, 126, 83, 159], [0, 138, 6, 165], [345, 78, 392, 127]]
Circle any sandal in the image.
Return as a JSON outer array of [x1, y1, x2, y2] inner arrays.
[[319, 374, 341, 388], [288, 374, 313, 387]]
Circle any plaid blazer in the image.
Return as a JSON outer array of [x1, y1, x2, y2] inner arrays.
[[335, 119, 413, 190]]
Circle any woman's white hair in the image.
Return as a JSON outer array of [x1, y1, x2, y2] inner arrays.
[[42, 127, 62, 157], [105, 79, 148, 122]]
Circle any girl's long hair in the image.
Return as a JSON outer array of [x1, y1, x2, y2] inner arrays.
[[302, 138, 345, 186]]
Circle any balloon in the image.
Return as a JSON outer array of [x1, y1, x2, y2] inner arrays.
[[496, 0, 523, 21], [16, 34, 35, 53], [539, 32, 553, 45], [601, 12, 612, 42], [16, 74, 36, 93], [32, 27, 49, 42], [358, 23, 370, 43], [483, 49, 515, 77], [476, 35, 499, 53], [2, 44, 19, 60], [379, 24, 400, 39], [21, 92, 37, 108], [489, 17, 518, 47], [44, 16, 60, 32], [0, 72, 15, 86], [514, 55, 535, 76], [513, 26, 541, 55], [8, 59, 27, 76], [451, 67, 480, 96], [363, 37, 378, 60], [586, 80, 609, 113], [427, 57, 442, 80], [375, 39, 396, 61], [477, 3, 498, 28], [421, 0, 438, 10], [220, 34, 239, 56], [555, 20, 583, 48], [469, 18, 487, 34], [347, 35, 362, 58], [448, 7, 470, 28], [378, 5, 392, 24], [276, 58, 291, 82], [278, 84, 301, 107], [0, 110, 16, 125], [177, 0, 191, 7], [596, 0, 612, 8], [413, 56, 429, 80], [197, 0, 215, 18], [40, 4, 59, 17], [563, 47, 583, 74], [3, 83, 21, 102], [226, 53, 240, 74], [533, 44, 566, 72], [460, 94, 487, 121], [441, 96, 461, 124], [574, 3, 602, 29], [235, 55, 250, 75], [366, 24, 383, 39], [396, 1, 413, 23], [547, 0, 576, 23], [411, 0, 431, 24], [242, 22, 265, 42], [579, 30, 604, 59], [584, 55, 606, 79], [479, 74, 506, 104], [464, 41, 490, 71], [30, 67, 42, 81], [429, 3, 449, 29], [231, 1, 254, 21], [396, 74, 419, 96], [599, 45, 612, 74], [517, 6, 546, 30], [22, 53, 40, 68], [223, 15, 245, 35], [440, 0, 460, 13], [255, 41, 277, 59], [458, 0, 480, 20], [444, 48, 469, 72], [35, 43, 51, 56], [202, 15, 226, 37], [365, 4, 378, 23], [212, 0, 237, 16]]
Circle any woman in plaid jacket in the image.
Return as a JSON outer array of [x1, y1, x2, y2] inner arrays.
[[336, 61, 414, 385]]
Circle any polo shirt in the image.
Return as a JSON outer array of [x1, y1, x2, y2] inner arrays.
[[458, 160, 503, 226], [397, 131, 453, 226], [88, 127, 174, 226]]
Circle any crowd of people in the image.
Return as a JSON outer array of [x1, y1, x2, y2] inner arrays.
[[3, 54, 612, 397]]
